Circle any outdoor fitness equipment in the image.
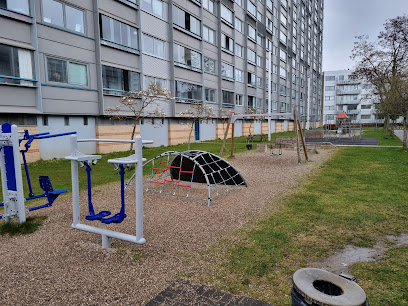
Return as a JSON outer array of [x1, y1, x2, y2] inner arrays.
[[0, 123, 75, 222], [126, 150, 247, 206], [65, 135, 153, 248]]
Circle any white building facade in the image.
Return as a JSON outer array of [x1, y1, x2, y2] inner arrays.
[[323, 69, 381, 126]]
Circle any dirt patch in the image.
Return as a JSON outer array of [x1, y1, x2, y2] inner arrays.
[[0, 149, 331, 305], [310, 233, 408, 274]]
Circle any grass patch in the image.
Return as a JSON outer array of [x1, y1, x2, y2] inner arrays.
[[0, 216, 46, 235], [190, 147, 408, 305], [361, 129, 403, 146]]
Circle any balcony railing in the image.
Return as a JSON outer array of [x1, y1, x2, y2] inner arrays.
[[336, 99, 360, 105], [345, 110, 359, 115], [337, 79, 361, 85], [336, 89, 361, 95]]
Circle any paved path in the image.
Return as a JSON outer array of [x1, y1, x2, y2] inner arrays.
[[145, 280, 272, 306]]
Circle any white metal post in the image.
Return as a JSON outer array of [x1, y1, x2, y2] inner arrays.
[[11, 125, 26, 223], [135, 136, 145, 244], [70, 135, 80, 226]]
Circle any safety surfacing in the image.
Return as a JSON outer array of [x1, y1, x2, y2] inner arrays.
[[145, 280, 272, 306]]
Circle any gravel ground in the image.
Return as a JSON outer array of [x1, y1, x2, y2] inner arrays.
[[0, 148, 332, 305]]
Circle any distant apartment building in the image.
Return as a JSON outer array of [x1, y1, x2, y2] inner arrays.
[[322, 69, 381, 126], [0, 0, 324, 160]]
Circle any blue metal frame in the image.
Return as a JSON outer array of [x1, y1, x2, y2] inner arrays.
[[83, 162, 127, 224], [0, 126, 76, 219]]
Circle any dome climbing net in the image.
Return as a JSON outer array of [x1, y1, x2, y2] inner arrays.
[[125, 150, 247, 206]]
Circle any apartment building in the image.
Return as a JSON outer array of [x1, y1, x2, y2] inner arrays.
[[323, 69, 381, 126], [0, 0, 324, 160]]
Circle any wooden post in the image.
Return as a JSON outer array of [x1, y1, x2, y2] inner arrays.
[[294, 109, 301, 165], [220, 113, 233, 156], [230, 122, 235, 157], [297, 119, 308, 161]]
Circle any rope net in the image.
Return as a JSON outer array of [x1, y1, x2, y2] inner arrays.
[[125, 150, 246, 205]]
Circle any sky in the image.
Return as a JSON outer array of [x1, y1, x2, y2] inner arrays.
[[323, 0, 408, 71]]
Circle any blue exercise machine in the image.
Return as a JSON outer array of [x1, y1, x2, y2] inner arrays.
[[82, 160, 127, 224], [0, 123, 75, 221]]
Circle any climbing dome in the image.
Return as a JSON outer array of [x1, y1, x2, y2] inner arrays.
[[126, 150, 247, 206]]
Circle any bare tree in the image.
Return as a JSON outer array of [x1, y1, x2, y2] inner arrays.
[[105, 83, 172, 151], [351, 16, 408, 150], [179, 101, 215, 150]]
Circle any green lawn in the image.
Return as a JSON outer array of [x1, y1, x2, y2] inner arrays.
[[188, 147, 408, 305]]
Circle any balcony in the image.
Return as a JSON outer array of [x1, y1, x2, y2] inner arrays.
[[337, 79, 361, 85], [345, 110, 359, 115], [336, 98, 360, 105], [336, 89, 361, 95]]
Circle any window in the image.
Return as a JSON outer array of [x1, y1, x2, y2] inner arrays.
[[175, 80, 202, 101], [280, 49, 286, 61], [248, 95, 255, 108], [247, 0, 256, 17], [203, 26, 216, 44], [221, 5, 233, 24], [279, 84, 286, 96], [256, 76, 262, 88], [248, 72, 256, 86], [257, 11, 263, 22], [235, 69, 244, 82], [256, 97, 262, 108], [64, 116, 70, 126], [203, 0, 214, 13], [144, 76, 167, 90], [205, 88, 216, 103], [279, 67, 287, 79], [221, 62, 234, 79], [266, 18, 273, 32], [204, 57, 216, 73], [280, 11, 287, 27], [361, 115, 371, 120], [338, 75, 344, 81], [83, 116, 88, 126], [279, 31, 287, 44], [257, 34, 262, 45], [272, 64, 277, 74], [174, 44, 201, 69], [42, 0, 84, 33], [1, 0, 29, 15], [325, 86, 335, 91], [325, 96, 335, 101], [235, 0, 242, 6], [325, 75, 335, 81], [0, 44, 34, 86], [362, 84, 372, 89], [102, 65, 140, 95], [247, 48, 256, 63], [248, 24, 256, 40], [221, 33, 234, 52], [235, 43, 243, 57], [235, 17, 243, 32], [100, 15, 138, 49], [142, 34, 168, 59], [47, 57, 87, 86], [266, 0, 272, 10], [141, 0, 168, 20], [324, 105, 335, 111], [236, 94, 243, 105], [173, 6, 201, 36], [222, 90, 234, 106], [256, 56, 263, 68], [361, 104, 372, 109], [42, 115, 48, 126]]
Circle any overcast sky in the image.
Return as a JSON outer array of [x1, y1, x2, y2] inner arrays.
[[323, 0, 408, 72]]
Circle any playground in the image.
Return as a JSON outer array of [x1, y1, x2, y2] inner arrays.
[[0, 142, 330, 305]]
